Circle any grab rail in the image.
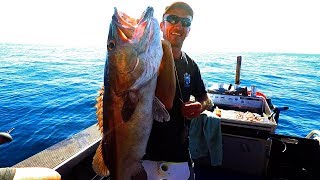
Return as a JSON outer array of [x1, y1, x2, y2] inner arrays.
[[306, 130, 320, 145], [306, 130, 320, 139]]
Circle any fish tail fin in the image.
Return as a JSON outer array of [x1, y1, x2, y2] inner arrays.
[[92, 141, 110, 177]]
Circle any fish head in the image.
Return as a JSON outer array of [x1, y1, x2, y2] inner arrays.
[[105, 7, 162, 96]]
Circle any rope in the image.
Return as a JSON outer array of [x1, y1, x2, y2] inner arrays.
[[0, 168, 16, 180]]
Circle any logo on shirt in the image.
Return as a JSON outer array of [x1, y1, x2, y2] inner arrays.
[[184, 73, 190, 88]]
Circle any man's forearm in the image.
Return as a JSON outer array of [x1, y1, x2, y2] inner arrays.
[[155, 40, 176, 110]]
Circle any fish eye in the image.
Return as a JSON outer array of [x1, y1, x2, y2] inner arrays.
[[107, 40, 116, 51]]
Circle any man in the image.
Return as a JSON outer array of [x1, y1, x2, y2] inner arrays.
[[142, 2, 212, 179]]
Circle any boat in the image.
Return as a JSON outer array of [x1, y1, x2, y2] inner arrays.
[[2, 56, 320, 180]]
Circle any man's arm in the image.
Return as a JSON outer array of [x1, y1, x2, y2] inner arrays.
[[181, 93, 213, 119], [155, 40, 176, 110], [197, 93, 213, 112]]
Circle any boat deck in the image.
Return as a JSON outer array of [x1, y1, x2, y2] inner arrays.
[[62, 152, 268, 180], [12, 124, 320, 180], [13, 125, 101, 175]]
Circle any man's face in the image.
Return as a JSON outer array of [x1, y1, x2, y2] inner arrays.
[[160, 8, 192, 48]]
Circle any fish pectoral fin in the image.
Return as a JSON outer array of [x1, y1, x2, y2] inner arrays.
[[92, 141, 110, 177], [153, 96, 170, 122]]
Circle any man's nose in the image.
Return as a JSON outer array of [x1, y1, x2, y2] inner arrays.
[[174, 21, 184, 29]]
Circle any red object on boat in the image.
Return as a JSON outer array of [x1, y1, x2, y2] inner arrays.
[[248, 91, 267, 99]]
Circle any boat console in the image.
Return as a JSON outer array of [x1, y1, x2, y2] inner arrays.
[[208, 83, 277, 133], [206, 83, 277, 175]]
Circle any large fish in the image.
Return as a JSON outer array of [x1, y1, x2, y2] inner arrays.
[[92, 7, 170, 180]]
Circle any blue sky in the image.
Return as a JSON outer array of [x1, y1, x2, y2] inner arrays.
[[0, 0, 319, 54]]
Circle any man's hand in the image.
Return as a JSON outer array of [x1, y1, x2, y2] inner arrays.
[[181, 101, 202, 119]]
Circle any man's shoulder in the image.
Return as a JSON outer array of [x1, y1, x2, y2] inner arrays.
[[182, 52, 197, 66]]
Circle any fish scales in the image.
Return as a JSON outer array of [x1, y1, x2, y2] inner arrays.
[[93, 7, 170, 180]]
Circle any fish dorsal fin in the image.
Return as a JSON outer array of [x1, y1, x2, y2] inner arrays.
[[95, 86, 104, 133], [153, 96, 170, 122]]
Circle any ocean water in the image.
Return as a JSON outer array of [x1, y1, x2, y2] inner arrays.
[[0, 43, 319, 167]]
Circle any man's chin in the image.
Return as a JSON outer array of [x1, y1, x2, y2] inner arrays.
[[168, 39, 183, 48]]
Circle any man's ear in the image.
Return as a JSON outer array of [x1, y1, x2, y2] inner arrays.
[[186, 27, 191, 37], [160, 21, 164, 32]]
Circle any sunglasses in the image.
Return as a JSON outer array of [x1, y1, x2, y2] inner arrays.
[[164, 15, 192, 27]]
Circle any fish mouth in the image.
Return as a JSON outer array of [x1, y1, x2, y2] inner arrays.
[[107, 7, 154, 96], [112, 7, 154, 41]]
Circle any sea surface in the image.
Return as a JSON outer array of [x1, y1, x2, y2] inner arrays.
[[0, 43, 319, 167]]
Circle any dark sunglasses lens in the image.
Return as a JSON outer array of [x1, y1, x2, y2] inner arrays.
[[165, 15, 191, 27], [181, 19, 191, 27], [166, 15, 179, 24]]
